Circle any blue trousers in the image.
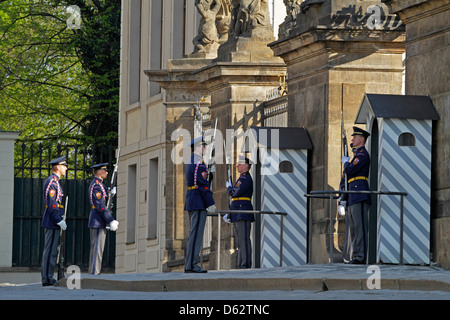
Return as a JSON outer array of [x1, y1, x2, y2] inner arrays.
[[348, 201, 369, 262], [185, 210, 207, 270], [41, 229, 60, 284], [234, 220, 252, 268]]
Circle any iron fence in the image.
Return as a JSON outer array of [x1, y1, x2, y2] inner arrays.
[[12, 142, 117, 270]]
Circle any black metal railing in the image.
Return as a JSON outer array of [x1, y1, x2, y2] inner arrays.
[[207, 210, 288, 269], [305, 190, 408, 265]]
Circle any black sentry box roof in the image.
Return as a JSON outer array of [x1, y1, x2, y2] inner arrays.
[[356, 94, 439, 124], [249, 127, 313, 150]]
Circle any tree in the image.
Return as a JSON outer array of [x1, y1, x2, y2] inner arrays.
[[0, 0, 120, 150]]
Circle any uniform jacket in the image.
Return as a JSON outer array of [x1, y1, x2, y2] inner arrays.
[[185, 153, 215, 211], [88, 177, 115, 228], [41, 173, 64, 229], [227, 171, 254, 222], [342, 146, 371, 205]]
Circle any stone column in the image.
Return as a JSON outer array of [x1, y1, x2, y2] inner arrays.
[[0, 131, 20, 267], [145, 58, 214, 271], [383, 0, 450, 269], [194, 13, 287, 267], [269, 0, 405, 263]]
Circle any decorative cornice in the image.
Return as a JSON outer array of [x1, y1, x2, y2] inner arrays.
[[382, 0, 450, 24]]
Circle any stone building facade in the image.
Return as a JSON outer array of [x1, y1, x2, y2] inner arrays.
[[117, 0, 286, 273], [117, 0, 449, 273], [382, 0, 449, 268]]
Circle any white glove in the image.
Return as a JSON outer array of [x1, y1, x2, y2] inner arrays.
[[222, 214, 231, 224], [110, 187, 116, 196], [207, 205, 216, 213], [225, 180, 232, 188], [338, 203, 346, 216], [109, 220, 119, 231], [341, 156, 350, 164], [57, 220, 67, 231], [209, 164, 216, 173]]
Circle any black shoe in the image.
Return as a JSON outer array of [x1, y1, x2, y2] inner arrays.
[[185, 265, 207, 273], [349, 259, 364, 264], [42, 279, 57, 286]]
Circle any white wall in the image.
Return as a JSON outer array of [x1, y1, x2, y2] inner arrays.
[[0, 131, 20, 267]]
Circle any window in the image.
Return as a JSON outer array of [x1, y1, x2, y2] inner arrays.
[[398, 132, 415, 147], [279, 160, 293, 173], [150, 0, 162, 96], [148, 158, 159, 240], [127, 164, 137, 244], [173, 0, 186, 59], [129, 0, 141, 104]]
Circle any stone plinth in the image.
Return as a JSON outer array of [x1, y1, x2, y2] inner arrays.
[[269, 0, 405, 263]]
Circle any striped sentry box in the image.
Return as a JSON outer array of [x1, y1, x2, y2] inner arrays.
[[377, 118, 432, 265], [260, 148, 308, 268], [356, 94, 438, 265]]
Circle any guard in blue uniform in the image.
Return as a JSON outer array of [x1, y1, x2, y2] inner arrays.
[[88, 163, 119, 275], [224, 156, 254, 268], [41, 156, 68, 286], [184, 137, 216, 273], [341, 127, 371, 264]]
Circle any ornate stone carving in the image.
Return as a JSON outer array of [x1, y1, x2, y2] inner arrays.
[[193, 0, 222, 54], [230, 0, 274, 40], [216, 0, 232, 44], [279, 0, 303, 38]]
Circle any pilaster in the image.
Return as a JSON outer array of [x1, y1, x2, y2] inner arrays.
[[270, 0, 405, 263]]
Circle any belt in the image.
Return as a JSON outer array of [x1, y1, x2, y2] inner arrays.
[[46, 204, 64, 209], [231, 197, 251, 201], [348, 176, 368, 183], [187, 186, 198, 190]]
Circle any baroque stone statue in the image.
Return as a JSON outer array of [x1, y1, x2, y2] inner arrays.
[[193, 0, 222, 54], [279, 0, 303, 38], [230, 0, 273, 40]]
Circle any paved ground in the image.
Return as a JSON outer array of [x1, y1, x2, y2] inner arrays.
[[1, 264, 449, 300]]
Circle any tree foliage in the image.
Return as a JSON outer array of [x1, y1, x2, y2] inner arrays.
[[0, 0, 120, 148]]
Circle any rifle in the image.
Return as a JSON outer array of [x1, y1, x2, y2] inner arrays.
[[340, 83, 348, 203], [57, 196, 68, 281], [107, 148, 120, 211], [207, 118, 218, 184], [223, 139, 233, 203], [341, 130, 349, 202]]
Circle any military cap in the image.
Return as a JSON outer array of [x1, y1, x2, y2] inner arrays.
[[49, 156, 67, 166], [351, 126, 370, 139], [237, 155, 251, 165], [190, 136, 207, 146], [91, 163, 109, 171]]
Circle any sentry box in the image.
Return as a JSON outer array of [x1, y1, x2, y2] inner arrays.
[[356, 94, 439, 265], [246, 127, 312, 268]]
